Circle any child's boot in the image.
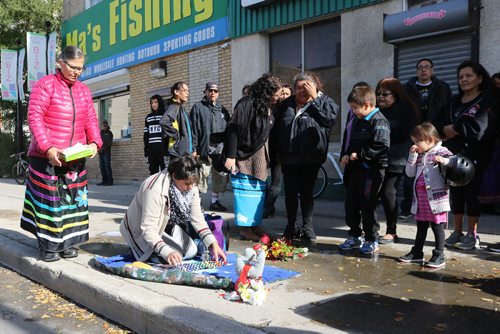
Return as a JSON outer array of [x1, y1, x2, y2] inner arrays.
[[398, 246, 424, 264], [426, 249, 445, 268]]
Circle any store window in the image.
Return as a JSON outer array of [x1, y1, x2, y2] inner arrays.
[[270, 18, 341, 140], [94, 94, 131, 140]]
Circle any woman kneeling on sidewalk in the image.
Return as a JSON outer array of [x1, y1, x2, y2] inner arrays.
[[120, 155, 226, 265]]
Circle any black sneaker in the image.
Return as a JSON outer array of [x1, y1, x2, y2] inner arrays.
[[398, 247, 424, 264], [426, 249, 445, 268], [209, 201, 227, 212]]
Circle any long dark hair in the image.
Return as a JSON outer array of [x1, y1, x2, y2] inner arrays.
[[249, 74, 282, 117], [457, 60, 494, 96], [376, 77, 419, 121]]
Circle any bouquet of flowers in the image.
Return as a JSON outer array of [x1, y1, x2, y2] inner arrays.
[[264, 238, 308, 261], [236, 278, 268, 305]]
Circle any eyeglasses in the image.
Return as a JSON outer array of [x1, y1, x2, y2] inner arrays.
[[376, 92, 392, 97], [208, 89, 219, 93], [63, 60, 85, 72], [417, 65, 433, 71]]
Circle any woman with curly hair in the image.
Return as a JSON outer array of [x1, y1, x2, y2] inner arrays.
[[376, 78, 417, 245], [275, 72, 338, 242], [224, 74, 283, 241]]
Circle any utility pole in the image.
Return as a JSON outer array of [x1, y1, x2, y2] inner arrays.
[[16, 39, 23, 153]]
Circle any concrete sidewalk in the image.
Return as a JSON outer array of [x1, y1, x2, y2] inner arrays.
[[0, 178, 499, 334]]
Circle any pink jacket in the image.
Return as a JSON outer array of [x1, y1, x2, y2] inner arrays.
[[27, 70, 102, 159]]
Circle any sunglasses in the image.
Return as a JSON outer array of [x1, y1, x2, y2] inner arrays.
[[208, 89, 219, 93], [63, 60, 85, 72], [376, 92, 392, 97]]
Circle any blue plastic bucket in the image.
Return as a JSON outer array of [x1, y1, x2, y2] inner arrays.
[[231, 173, 267, 227]]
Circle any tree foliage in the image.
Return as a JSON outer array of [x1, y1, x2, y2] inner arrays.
[[0, 0, 63, 49], [0, 0, 62, 156]]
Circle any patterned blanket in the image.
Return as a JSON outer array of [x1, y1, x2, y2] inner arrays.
[[94, 253, 300, 289]]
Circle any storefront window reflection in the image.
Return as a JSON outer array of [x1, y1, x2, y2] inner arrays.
[[270, 18, 341, 141], [95, 94, 131, 140]]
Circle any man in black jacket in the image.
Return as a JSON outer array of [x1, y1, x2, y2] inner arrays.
[[400, 58, 452, 218], [190, 82, 230, 211], [98, 120, 113, 186]]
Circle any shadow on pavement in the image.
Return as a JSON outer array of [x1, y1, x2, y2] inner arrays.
[[302, 292, 500, 333], [408, 270, 500, 297]]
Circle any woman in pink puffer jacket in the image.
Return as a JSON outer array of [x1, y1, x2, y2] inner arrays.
[[20, 46, 102, 262]]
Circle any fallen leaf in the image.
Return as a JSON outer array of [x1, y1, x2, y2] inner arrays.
[[394, 315, 404, 322], [400, 297, 410, 302], [431, 323, 448, 331]]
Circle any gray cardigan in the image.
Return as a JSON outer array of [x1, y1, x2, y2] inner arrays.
[[405, 142, 455, 215], [119, 170, 216, 261]]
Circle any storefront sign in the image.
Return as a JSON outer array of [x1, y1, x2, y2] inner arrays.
[[62, 0, 229, 80], [384, 0, 475, 44]]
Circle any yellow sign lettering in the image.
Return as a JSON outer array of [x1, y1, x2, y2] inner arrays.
[[109, 0, 119, 45], [92, 25, 101, 51], [194, 0, 213, 23], [129, 0, 143, 37]]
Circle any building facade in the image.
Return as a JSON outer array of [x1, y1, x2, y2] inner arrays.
[[61, 0, 500, 182]]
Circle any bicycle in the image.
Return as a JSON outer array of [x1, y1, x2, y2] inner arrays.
[[313, 152, 344, 199], [10, 152, 29, 185]]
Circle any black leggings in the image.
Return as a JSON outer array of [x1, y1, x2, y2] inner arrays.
[[414, 221, 446, 251], [380, 171, 402, 234], [281, 163, 320, 228]]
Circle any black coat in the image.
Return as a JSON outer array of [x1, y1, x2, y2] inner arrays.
[[380, 101, 416, 173], [404, 76, 452, 123], [348, 109, 390, 170], [224, 96, 273, 160], [275, 93, 338, 165], [435, 90, 498, 166], [160, 103, 193, 158], [190, 97, 230, 159]]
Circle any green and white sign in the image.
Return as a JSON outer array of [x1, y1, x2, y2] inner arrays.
[[62, 0, 229, 80]]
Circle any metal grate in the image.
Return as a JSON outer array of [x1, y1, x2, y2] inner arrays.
[[395, 33, 473, 94]]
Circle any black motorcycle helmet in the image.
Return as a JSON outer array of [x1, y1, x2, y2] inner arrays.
[[445, 155, 475, 187]]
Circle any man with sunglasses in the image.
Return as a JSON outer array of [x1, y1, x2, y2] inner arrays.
[[190, 82, 230, 211], [400, 59, 452, 219]]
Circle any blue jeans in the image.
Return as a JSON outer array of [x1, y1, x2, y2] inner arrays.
[[99, 152, 113, 184]]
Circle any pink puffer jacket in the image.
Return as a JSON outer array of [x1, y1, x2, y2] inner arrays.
[[28, 70, 102, 159]]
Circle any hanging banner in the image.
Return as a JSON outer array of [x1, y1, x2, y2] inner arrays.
[[47, 32, 57, 75], [18, 48, 26, 101], [1, 49, 18, 101], [27, 32, 47, 91]]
